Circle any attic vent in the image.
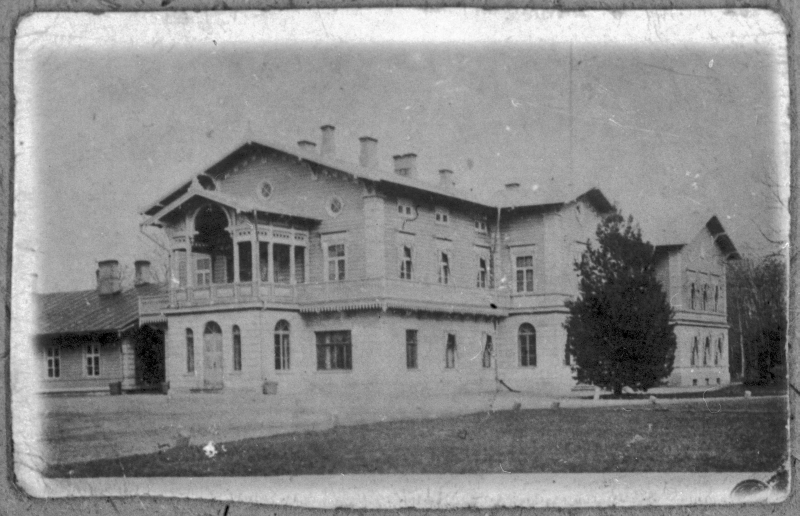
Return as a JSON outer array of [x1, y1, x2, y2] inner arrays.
[[197, 175, 216, 191]]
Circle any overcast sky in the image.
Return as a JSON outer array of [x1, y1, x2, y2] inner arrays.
[[17, 11, 789, 293]]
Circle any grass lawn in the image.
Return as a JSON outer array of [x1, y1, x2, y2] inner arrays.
[[46, 397, 787, 477]]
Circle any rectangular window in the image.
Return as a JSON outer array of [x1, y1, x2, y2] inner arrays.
[[406, 330, 418, 369], [259, 242, 270, 282], [46, 347, 60, 378], [435, 207, 450, 225], [438, 252, 450, 284], [232, 326, 242, 371], [238, 241, 252, 282], [474, 219, 487, 233], [477, 257, 487, 288], [186, 329, 195, 373], [327, 244, 346, 281], [316, 331, 352, 370], [397, 200, 414, 218], [445, 333, 456, 369], [86, 344, 100, 377], [274, 243, 291, 284], [400, 245, 413, 280], [175, 250, 187, 287], [195, 256, 212, 286], [482, 334, 492, 368], [294, 246, 306, 284], [515, 255, 534, 292]]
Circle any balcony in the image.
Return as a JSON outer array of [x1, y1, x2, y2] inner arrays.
[[139, 278, 509, 320]]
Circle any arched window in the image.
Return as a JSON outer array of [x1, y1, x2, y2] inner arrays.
[[714, 285, 720, 312], [690, 283, 696, 310], [275, 320, 290, 370], [703, 336, 711, 366], [690, 336, 699, 366], [482, 334, 493, 368], [204, 321, 222, 335], [519, 323, 537, 367], [232, 325, 242, 371], [445, 333, 456, 368], [715, 337, 724, 366], [186, 329, 195, 373], [702, 284, 708, 311]]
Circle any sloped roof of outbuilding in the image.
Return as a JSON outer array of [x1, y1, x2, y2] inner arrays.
[[35, 283, 168, 336]]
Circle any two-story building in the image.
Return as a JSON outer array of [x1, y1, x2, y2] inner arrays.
[[136, 125, 738, 397]]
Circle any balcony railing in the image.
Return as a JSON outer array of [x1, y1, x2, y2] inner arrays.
[[139, 278, 508, 318]]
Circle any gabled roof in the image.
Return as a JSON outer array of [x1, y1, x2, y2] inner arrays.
[[639, 210, 740, 260], [35, 283, 168, 336], [141, 139, 611, 219], [142, 182, 322, 227]]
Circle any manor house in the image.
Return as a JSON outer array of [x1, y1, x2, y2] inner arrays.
[[96, 125, 737, 396]]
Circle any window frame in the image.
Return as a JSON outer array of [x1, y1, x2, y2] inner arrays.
[[324, 241, 347, 282], [195, 255, 212, 286], [515, 255, 534, 293], [406, 329, 418, 370], [482, 333, 493, 369], [434, 207, 450, 225], [476, 256, 488, 288], [518, 323, 537, 367], [85, 343, 100, 377], [274, 320, 291, 371], [186, 328, 195, 373], [400, 245, 413, 280], [397, 199, 415, 218], [316, 330, 353, 371], [445, 332, 456, 369], [46, 346, 60, 379], [232, 325, 242, 372], [438, 251, 451, 285]]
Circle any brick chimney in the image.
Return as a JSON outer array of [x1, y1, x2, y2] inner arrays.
[[393, 153, 417, 178], [96, 260, 122, 295], [297, 140, 317, 153], [438, 169, 455, 187], [134, 260, 152, 286], [359, 136, 378, 168], [320, 125, 336, 158]]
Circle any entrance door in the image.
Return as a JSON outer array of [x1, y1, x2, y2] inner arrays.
[[202, 321, 224, 390]]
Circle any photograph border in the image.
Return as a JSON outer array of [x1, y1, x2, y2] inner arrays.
[[2, 1, 797, 515]]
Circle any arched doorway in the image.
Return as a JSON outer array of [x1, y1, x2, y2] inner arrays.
[[203, 321, 224, 390], [193, 205, 233, 285]]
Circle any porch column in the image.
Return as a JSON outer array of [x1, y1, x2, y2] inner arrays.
[[289, 244, 296, 285]]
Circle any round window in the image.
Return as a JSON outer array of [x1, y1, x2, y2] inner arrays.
[[259, 181, 273, 200], [327, 196, 344, 217]]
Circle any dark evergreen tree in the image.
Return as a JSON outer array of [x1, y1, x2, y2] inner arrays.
[[564, 211, 676, 395]]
